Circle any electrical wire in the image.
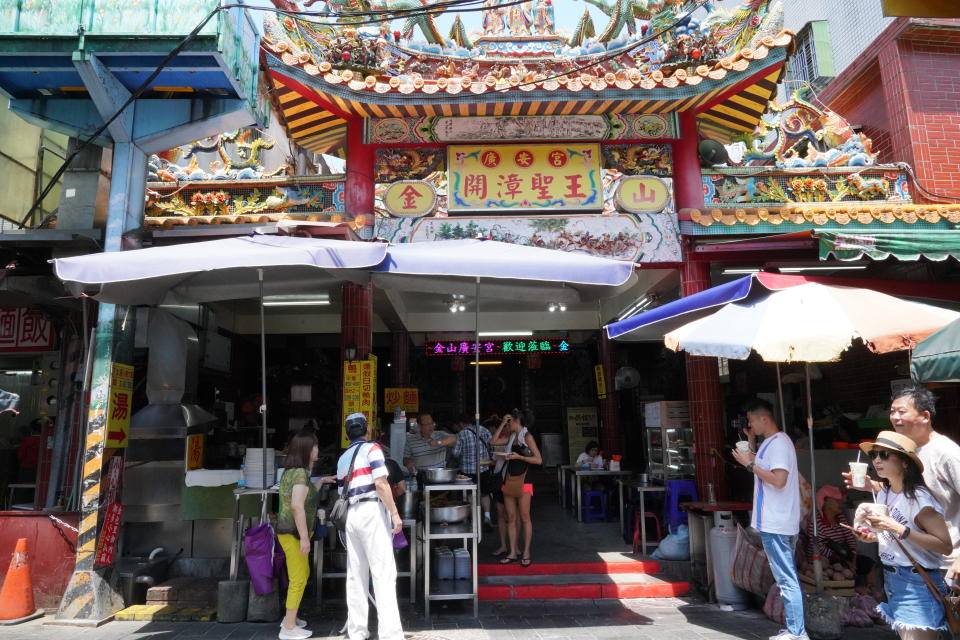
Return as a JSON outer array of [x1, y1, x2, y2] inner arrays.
[[20, 4, 226, 228], [23, 0, 496, 229]]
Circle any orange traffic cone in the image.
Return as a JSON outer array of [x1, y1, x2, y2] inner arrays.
[[0, 538, 42, 624]]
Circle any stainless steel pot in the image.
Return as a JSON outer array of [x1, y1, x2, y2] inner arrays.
[[429, 503, 470, 524], [397, 491, 419, 519], [422, 468, 458, 484]]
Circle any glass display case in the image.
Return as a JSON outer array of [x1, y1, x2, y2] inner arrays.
[[645, 425, 695, 481]]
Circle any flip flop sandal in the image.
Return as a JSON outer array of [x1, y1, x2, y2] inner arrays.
[[499, 556, 517, 564], [520, 557, 532, 568]]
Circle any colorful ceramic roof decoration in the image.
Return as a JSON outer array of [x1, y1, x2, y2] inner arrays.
[[683, 204, 960, 228], [728, 87, 879, 169], [261, 0, 793, 153]]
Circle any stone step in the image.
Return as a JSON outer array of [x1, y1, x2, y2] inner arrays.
[[479, 559, 659, 577], [477, 570, 689, 601]]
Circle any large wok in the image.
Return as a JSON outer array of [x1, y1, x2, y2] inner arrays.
[[429, 503, 471, 524], [421, 468, 459, 484]]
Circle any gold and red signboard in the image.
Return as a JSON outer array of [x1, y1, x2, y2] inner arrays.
[[615, 176, 670, 213], [384, 387, 419, 413], [106, 363, 134, 448], [383, 180, 437, 217], [341, 357, 376, 447], [448, 143, 602, 212]]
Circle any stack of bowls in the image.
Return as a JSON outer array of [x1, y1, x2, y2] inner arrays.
[[244, 448, 276, 488]]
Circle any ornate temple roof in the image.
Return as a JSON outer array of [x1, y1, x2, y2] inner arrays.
[[682, 204, 960, 229], [260, 1, 793, 153]]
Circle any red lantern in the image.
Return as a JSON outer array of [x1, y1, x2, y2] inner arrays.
[[691, 48, 700, 59]]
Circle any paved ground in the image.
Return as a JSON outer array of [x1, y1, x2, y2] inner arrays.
[[0, 597, 897, 640]]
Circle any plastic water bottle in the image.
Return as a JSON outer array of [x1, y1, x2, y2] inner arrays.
[[237, 464, 246, 488]]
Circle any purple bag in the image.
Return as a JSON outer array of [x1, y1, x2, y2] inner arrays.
[[273, 535, 288, 591], [244, 523, 278, 595], [393, 529, 408, 550]]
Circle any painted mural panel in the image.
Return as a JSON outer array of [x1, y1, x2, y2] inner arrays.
[[702, 169, 912, 207], [364, 114, 677, 144], [448, 143, 602, 212], [373, 213, 681, 263], [431, 115, 610, 142]]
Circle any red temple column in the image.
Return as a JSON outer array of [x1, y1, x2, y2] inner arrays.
[[681, 261, 727, 500], [345, 118, 374, 215], [340, 281, 373, 364], [598, 332, 623, 455], [390, 329, 411, 387], [675, 110, 727, 500]]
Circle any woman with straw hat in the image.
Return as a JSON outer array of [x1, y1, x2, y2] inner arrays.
[[843, 431, 952, 639]]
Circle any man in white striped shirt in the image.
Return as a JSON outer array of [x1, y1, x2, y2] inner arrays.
[[337, 414, 403, 640]]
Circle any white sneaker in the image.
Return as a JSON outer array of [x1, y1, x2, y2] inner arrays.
[[278, 625, 312, 639], [768, 631, 809, 640], [278, 618, 309, 629]]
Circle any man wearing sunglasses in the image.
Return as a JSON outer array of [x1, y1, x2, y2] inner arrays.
[[845, 387, 960, 601], [732, 399, 807, 640]]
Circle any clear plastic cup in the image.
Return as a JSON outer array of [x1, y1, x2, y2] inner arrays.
[[849, 461, 869, 487], [735, 441, 750, 453]]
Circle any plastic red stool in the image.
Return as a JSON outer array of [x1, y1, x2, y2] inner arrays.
[[632, 510, 663, 554]]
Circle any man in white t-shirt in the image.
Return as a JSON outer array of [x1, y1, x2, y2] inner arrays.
[[733, 399, 807, 640]]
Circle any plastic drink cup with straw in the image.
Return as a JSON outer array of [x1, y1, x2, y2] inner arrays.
[[849, 448, 869, 489], [735, 441, 750, 453]]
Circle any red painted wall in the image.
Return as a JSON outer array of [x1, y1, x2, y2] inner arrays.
[[898, 38, 960, 198], [0, 512, 79, 610], [828, 62, 896, 164], [820, 20, 960, 202]]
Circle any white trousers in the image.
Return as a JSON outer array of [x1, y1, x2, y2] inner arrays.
[[345, 501, 403, 640]]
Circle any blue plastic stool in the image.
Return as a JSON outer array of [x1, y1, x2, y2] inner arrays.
[[664, 480, 698, 532], [582, 490, 607, 523]]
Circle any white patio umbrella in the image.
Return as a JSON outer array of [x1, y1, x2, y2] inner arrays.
[[52, 235, 389, 488], [661, 281, 959, 591], [371, 239, 637, 488]]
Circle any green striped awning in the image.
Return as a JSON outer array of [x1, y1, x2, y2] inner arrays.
[[817, 230, 960, 262]]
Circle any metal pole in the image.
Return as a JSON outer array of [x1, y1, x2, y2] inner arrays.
[[259, 268, 268, 490], [474, 277, 481, 493], [805, 362, 823, 593], [775, 362, 787, 430]]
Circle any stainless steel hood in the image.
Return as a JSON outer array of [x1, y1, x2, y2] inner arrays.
[[128, 309, 216, 461]]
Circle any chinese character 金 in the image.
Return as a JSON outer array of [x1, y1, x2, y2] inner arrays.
[[503, 341, 514, 352], [539, 340, 551, 351], [399, 184, 423, 210], [433, 343, 445, 355], [558, 340, 570, 351], [464, 174, 488, 199]]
